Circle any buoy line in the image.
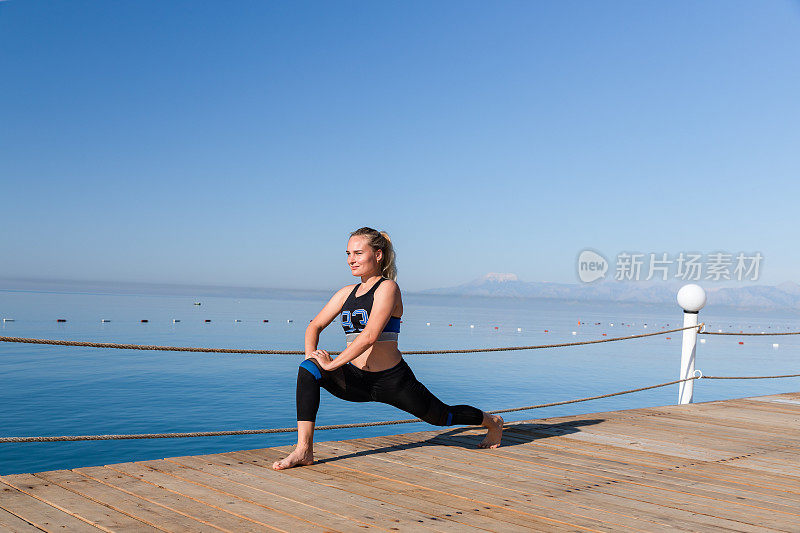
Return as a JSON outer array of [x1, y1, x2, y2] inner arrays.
[[0, 324, 702, 356]]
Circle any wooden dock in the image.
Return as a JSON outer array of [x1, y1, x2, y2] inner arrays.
[[2, 392, 800, 532]]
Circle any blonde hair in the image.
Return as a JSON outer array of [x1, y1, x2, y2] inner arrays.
[[350, 227, 397, 281]]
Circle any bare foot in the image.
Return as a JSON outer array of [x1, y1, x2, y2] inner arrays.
[[478, 414, 504, 449], [272, 447, 313, 470]]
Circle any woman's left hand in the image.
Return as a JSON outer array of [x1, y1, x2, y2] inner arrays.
[[309, 349, 334, 370]]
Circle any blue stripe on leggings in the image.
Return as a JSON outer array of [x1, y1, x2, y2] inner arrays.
[[300, 359, 322, 380], [446, 411, 453, 426]]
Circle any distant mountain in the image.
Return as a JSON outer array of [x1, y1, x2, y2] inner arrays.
[[423, 273, 800, 310]]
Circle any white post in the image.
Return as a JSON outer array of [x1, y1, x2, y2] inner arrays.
[[676, 284, 706, 404]]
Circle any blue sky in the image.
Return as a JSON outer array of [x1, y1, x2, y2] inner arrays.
[[1, 1, 799, 291]]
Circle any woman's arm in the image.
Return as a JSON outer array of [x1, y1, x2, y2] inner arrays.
[[304, 285, 353, 357], [316, 280, 400, 370]]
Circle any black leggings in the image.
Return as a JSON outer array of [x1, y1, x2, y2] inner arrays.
[[296, 358, 484, 426]]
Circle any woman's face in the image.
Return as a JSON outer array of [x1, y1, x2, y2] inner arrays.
[[346, 235, 382, 277]]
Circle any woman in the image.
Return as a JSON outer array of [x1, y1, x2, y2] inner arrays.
[[272, 227, 504, 470]]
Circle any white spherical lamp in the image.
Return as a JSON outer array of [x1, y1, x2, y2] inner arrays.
[[677, 284, 706, 312]]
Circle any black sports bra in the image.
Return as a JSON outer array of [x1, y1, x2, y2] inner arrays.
[[340, 277, 401, 342]]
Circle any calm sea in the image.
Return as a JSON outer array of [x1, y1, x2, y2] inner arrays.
[[1, 286, 799, 475]]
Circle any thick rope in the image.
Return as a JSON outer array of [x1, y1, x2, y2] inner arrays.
[[700, 330, 800, 336], [0, 376, 703, 443], [486, 377, 700, 414], [703, 373, 800, 380], [3, 370, 798, 443], [0, 324, 701, 356]]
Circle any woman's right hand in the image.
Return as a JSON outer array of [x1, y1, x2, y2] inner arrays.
[[308, 349, 334, 370]]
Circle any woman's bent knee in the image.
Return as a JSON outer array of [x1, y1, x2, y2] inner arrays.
[[297, 360, 322, 422]]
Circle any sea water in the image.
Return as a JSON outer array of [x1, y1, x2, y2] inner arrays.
[[1, 287, 799, 475]]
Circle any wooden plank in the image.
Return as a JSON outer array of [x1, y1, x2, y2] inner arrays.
[[219, 449, 507, 533], [170, 453, 470, 533], [231, 448, 579, 532], [628, 409, 800, 445], [438, 434, 800, 526], [33, 469, 223, 532], [316, 438, 697, 533], [300, 441, 668, 532], [109, 459, 374, 532], [331, 433, 783, 532], [378, 430, 800, 515], [0, 507, 44, 532], [0, 480, 100, 532], [386, 430, 792, 521], [505, 428, 800, 494], [73, 466, 245, 532], [566, 416, 797, 457], [1, 473, 159, 533], [495, 432, 800, 508], [507, 424, 732, 460]]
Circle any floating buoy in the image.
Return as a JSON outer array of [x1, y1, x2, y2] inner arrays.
[[173, 319, 180, 323], [470, 325, 475, 328], [544, 329, 548, 333], [700, 338, 706, 343], [205, 319, 211, 323], [448, 324, 453, 327], [773, 343, 780, 349], [101, 319, 111, 323], [141, 319, 149, 323], [426, 322, 430, 326], [666, 337, 671, 340], [738, 341, 743, 344], [57, 319, 67, 323], [610, 323, 614, 327], [494, 326, 499, 330], [578, 321, 581, 325], [602, 333, 607, 336], [572, 331, 577, 335], [517, 327, 522, 332]]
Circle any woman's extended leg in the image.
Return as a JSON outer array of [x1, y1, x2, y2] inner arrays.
[[377, 360, 504, 448]]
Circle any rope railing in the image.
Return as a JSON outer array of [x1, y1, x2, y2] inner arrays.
[[700, 330, 800, 336], [0, 324, 701, 356], [2, 370, 798, 444]]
